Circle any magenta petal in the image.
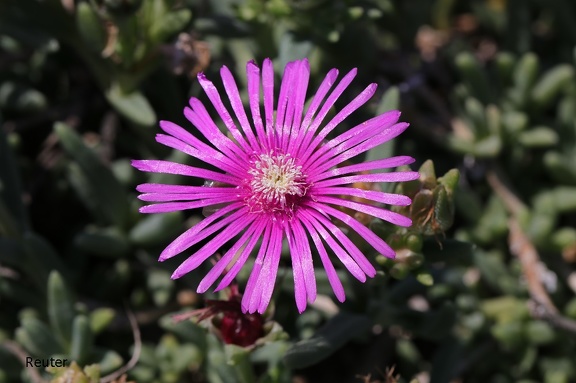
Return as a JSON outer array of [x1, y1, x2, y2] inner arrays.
[[137, 183, 230, 193], [297, 68, 357, 157], [306, 122, 411, 176], [314, 156, 415, 181], [300, 68, 339, 132], [139, 196, 238, 213], [241, 223, 273, 313], [314, 203, 396, 258], [315, 196, 412, 227], [299, 213, 346, 302], [173, 213, 256, 279], [220, 65, 259, 150], [285, 221, 308, 313], [196, 73, 251, 152], [138, 190, 238, 202], [246, 61, 267, 148], [196, 219, 266, 293], [303, 208, 376, 277], [248, 224, 283, 314], [298, 209, 367, 281], [216, 218, 268, 292], [131, 160, 240, 185], [159, 203, 244, 261], [300, 83, 377, 161], [291, 218, 317, 304], [315, 187, 412, 206], [314, 171, 420, 187], [303, 111, 402, 172]]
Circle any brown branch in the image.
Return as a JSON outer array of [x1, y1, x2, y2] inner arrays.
[[0, 341, 48, 383], [101, 309, 141, 383], [487, 170, 576, 334]]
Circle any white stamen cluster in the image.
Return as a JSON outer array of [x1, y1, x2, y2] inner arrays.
[[247, 152, 306, 211]]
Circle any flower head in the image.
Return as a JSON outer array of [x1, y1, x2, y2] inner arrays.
[[132, 58, 419, 314]]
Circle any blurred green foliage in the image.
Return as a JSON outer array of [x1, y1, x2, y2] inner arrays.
[[1, 0, 576, 382]]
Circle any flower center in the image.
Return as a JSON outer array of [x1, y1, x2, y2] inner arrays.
[[245, 152, 307, 214]]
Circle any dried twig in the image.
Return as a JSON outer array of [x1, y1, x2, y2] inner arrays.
[[487, 170, 576, 334], [0, 340, 48, 383], [101, 309, 142, 383]]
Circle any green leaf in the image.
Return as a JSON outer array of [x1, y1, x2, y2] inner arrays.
[[74, 226, 131, 258], [129, 211, 183, 247], [55, 122, 129, 228], [147, 269, 174, 306], [92, 349, 123, 375], [75, 2, 107, 53], [89, 308, 116, 335], [150, 9, 192, 44], [70, 315, 93, 365], [531, 65, 574, 109], [105, 85, 156, 127], [0, 127, 28, 235], [512, 52, 539, 107], [225, 345, 256, 383], [455, 51, 492, 104], [16, 317, 64, 356], [47, 271, 76, 348], [21, 232, 69, 291], [206, 334, 237, 383], [283, 312, 370, 369], [473, 135, 502, 157]]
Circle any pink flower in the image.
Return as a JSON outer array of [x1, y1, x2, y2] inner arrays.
[[132, 58, 419, 314]]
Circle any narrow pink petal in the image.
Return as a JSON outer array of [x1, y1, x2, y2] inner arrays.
[[313, 171, 420, 187], [285, 221, 307, 313], [131, 160, 240, 185], [241, 222, 273, 313], [196, 72, 251, 152], [301, 208, 376, 277], [172, 213, 257, 279], [296, 68, 357, 158], [216, 217, 268, 292], [275, 62, 295, 150], [159, 203, 244, 261], [311, 156, 415, 181], [159, 120, 245, 174], [291, 217, 317, 304], [291, 68, 339, 155], [138, 190, 238, 202], [305, 122, 409, 178], [262, 58, 275, 148], [197, 219, 266, 293], [137, 183, 234, 193], [312, 203, 396, 258], [300, 68, 339, 131], [155, 134, 246, 177], [139, 195, 238, 213], [298, 212, 345, 302], [246, 61, 267, 148], [314, 187, 412, 206], [287, 59, 311, 154], [249, 224, 282, 313], [300, 83, 377, 161], [302, 111, 401, 172], [298, 209, 366, 281], [256, 226, 283, 313], [323, 111, 400, 151], [185, 101, 245, 159], [314, 196, 412, 227], [220, 65, 259, 150]]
